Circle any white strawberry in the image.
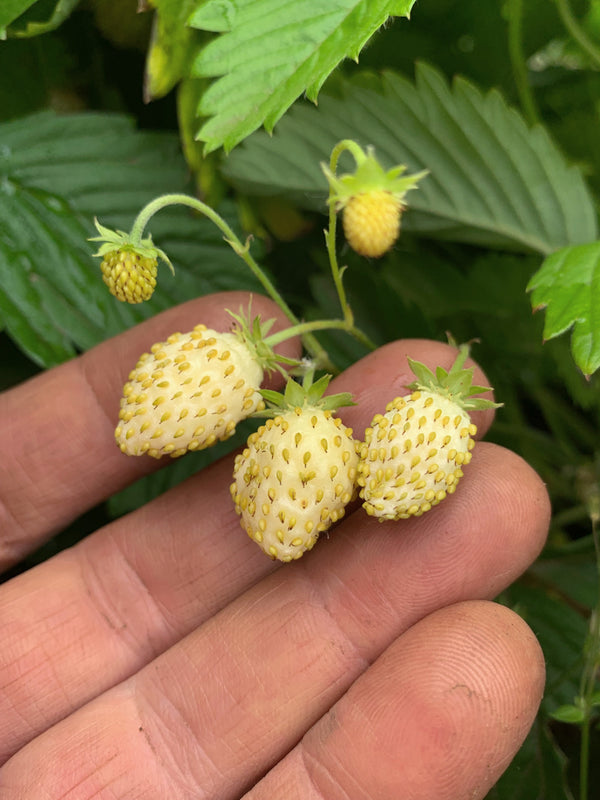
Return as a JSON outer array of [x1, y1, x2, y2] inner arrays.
[[230, 375, 359, 561], [115, 314, 290, 459], [358, 345, 500, 520]]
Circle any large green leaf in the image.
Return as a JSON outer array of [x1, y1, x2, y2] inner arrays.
[[189, 0, 416, 153], [222, 63, 597, 254], [489, 577, 590, 800], [506, 582, 587, 713], [528, 242, 600, 377], [485, 718, 573, 800], [0, 110, 264, 368]]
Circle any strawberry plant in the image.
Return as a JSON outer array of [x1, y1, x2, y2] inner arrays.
[[2, 1, 600, 798]]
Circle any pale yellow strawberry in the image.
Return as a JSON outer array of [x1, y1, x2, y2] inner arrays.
[[115, 324, 265, 458], [358, 346, 500, 521], [342, 190, 403, 258], [230, 376, 359, 561], [358, 390, 476, 519]]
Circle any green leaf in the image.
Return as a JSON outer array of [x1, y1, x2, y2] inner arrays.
[[589, 689, 600, 708], [145, 0, 205, 100], [222, 63, 597, 253], [189, 0, 417, 153], [528, 242, 600, 377], [5, 0, 80, 38], [529, 549, 600, 611], [0, 188, 107, 366], [485, 717, 574, 800], [0, 110, 265, 367], [505, 582, 586, 713], [0, 0, 37, 35], [550, 704, 585, 725]]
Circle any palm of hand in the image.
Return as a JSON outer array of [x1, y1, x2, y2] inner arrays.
[[0, 294, 548, 799]]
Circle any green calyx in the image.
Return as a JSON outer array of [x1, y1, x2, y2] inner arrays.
[[407, 343, 502, 412], [258, 372, 355, 417], [322, 144, 428, 210], [89, 218, 174, 274], [227, 308, 299, 377]]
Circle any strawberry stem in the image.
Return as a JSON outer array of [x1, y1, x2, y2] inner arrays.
[[324, 141, 360, 329], [264, 318, 347, 347], [127, 193, 333, 366], [264, 317, 375, 353]]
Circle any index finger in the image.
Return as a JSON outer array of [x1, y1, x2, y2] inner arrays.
[[0, 292, 298, 571]]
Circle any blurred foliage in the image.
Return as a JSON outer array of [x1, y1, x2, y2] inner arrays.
[[2, 1, 600, 797]]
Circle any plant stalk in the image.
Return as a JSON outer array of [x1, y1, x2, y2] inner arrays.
[[128, 193, 330, 364], [554, 0, 600, 70], [506, 0, 539, 126]]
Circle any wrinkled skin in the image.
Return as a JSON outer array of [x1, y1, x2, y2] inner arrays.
[[0, 292, 549, 799]]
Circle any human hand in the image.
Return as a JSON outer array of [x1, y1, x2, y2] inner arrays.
[[0, 292, 549, 799]]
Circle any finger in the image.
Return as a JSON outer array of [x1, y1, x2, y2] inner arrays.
[[0, 291, 298, 570], [246, 601, 545, 800], [0, 448, 549, 795], [0, 338, 502, 763]]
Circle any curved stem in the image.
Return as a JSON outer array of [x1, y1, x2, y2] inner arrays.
[[555, 0, 600, 70], [128, 193, 328, 363], [330, 138, 366, 167], [507, 0, 539, 126], [265, 318, 377, 352], [325, 141, 366, 327], [350, 324, 377, 351], [130, 194, 289, 315]]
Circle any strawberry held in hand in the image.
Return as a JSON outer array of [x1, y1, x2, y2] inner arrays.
[[115, 314, 288, 459], [358, 345, 500, 520], [230, 374, 360, 562]]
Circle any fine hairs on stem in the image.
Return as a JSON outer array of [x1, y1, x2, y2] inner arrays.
[[125, 169, 378, 370]]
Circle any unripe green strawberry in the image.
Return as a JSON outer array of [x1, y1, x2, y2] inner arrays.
[[90, 218, 173, 303], [101, 249, 157, 303], [358, 346, 500, 521], [115, 312, 290, 459], [343, 190, 402, 258], [230, 375, 359, 561]]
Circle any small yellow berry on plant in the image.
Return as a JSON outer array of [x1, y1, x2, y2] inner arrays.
[[322, 143, 428, 258], [89, 218, 173, 303]]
